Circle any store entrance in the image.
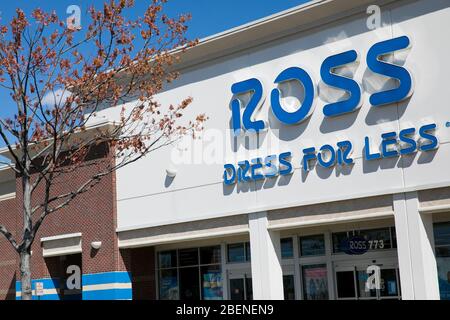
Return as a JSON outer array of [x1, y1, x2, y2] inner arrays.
[[61, 253, 82, 300], [228, 269, 252, 300], [44, 253, 82, 300], [334, 259, 401, 300]]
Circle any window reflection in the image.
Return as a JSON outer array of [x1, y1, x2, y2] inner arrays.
[[227, 242, 251, 263], [336, 271, 356, 298], [179, 267, 200, 300], [159, 250, 177, 269], [434, 222, 450, 300], [281, 238, 294, 259], [357, 271, 376, 298], [332, 227, 396, 254], [158, 245, 222, 300], [227, 243, 245, 263], [179, 248, 199, 267], [302, 264, 329, 300], [300, 235, 325, 256], [380, 269, 399, 297], [201, 265, 223, 300], [283, 275, 296, 300], [200, 246, 221, 265], [159, 269, 178, 300]]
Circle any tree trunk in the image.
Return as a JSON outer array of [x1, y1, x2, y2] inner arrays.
[[21, 173, 33, 300], [20, 250, 32, 300]]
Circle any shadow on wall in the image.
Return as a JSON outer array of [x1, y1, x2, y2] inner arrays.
[[6, 274, 16, 300], [222, 146, 438, 196], [120, 247, 156, 300], [45, 256, 64, 300], [221, 164, 355, 196], [164, 175, 175, 188], [362, 147, 437, 174]]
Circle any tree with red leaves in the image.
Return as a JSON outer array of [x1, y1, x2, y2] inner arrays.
[[0, 0, 205, 300]]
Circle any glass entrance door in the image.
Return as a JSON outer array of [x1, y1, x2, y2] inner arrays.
[[228, 270, 252, 300], [334, 260, 401, 300]]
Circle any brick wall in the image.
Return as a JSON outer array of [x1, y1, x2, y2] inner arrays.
[[0, 197, 18, 300], [28, 150, 122, 281], [127, 247, 156, 300], [1, 143, 156, 299]]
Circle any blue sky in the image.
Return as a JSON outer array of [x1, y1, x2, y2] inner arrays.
[[0, 0, 310, 148], [0, 0, 310, 40]]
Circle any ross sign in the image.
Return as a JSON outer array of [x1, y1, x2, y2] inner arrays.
[[223, 35, 440, 185], [339, 236, 369, 255], [230, 36, 413, 134], [223, 123, 438, 185]]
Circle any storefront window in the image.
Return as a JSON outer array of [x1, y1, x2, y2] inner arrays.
[[201, 265, 223, 300], [338, 267, 400, 300], [332, 227, 396, 254], [200, 246, 221, 265], [391, 227, 397, 248], [159, 250, 177, 269], [158, 245, 223, 300], [227, 242, 251, 263], [229, 278, 245, 300], [332, 232, 348, 253], [357, 228, 392, 250], [179, 248, 199, 266], [356, 269, 400, 298], [434, 222, 450, 300], [245, 242, 251, 261], [357, 271, 377, 298], [245, 277, 253, 300], [227, 243, 245, 263], [336, 271, 356, 298], [283, 275, 296, 300], [179, 267, 200, 300], [300, 235, 325, 256], [281, 238, 294, 259], [379, 269, 400, 297], [302, 264, 329, 300], [159, 269, 178, 300]]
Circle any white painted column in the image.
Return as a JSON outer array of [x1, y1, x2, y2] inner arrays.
[[393, 192, 440, 300], [248, 211, 284, 300]]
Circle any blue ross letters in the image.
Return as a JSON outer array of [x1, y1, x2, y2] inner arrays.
[[270, 67, 315, 125], [366, 36, 413, 106], [321, 50, 362, 117]]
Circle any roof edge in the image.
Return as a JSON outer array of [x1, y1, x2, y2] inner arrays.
[[173, 0, 403, 71]]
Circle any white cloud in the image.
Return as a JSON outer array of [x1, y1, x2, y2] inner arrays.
[[41, 89, 72, 107]]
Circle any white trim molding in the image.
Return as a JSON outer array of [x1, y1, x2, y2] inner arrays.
[[419, 204, 450, 214], [41, 233, 82, 258], [41, 232, 82, 243], [268, 211, 394, 231]]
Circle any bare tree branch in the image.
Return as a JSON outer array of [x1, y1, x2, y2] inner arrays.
[[0, 1, 205, 300], [0, 224, 19, 251]]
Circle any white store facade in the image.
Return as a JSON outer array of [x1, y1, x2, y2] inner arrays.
[[98, 0, 450, 300]]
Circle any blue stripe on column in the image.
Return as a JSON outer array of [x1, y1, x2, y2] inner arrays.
[[82, 271, 131, 285], [35, 294, 61, 300], [82, 272, 132, 300], [16, 279, 60, 291], [15, 278, 61, 300], [83, 288, 132, 300], [16, 272, 133, 300]]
